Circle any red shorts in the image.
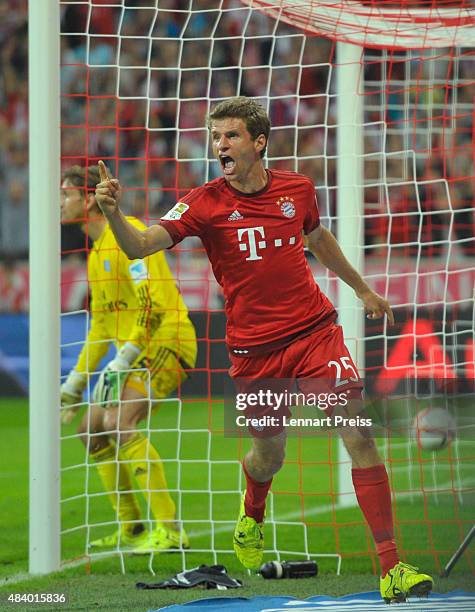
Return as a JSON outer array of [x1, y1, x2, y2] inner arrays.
[[229, 322, 363, 435]]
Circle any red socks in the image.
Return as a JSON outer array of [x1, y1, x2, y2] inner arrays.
[[242, 461, 398, 574], [243, 462, 272, 524], [352, 464, 399, 576]]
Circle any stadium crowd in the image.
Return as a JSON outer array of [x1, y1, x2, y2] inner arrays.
[[0, 0, 473, 283]]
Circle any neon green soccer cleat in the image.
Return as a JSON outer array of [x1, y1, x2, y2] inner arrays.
[[233, 492, 264, 571], [380, 561, 433, 604], [89, 525, 148, 550], [132, 525, 190, 554]]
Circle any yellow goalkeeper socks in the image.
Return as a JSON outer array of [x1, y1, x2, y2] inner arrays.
[[91, 443, 141, 536], [120, 433, 176, 525]]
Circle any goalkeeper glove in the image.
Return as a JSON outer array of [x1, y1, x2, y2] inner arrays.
[[93, 342, 141, 408], [61, 370, 87, 424]]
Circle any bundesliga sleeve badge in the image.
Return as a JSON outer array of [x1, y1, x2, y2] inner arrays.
[[162, 201, 190, 221]]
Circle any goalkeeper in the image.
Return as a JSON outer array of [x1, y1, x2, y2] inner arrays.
[[60, 164, 197, 554]]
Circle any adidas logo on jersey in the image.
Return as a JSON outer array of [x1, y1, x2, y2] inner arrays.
[[228, 210, 244, 221]]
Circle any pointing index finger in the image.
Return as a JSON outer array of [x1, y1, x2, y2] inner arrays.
[[98, 160, 110, 182]]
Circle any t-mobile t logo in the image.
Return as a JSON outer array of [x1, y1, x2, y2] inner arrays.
[[238, 227, 267, 261]]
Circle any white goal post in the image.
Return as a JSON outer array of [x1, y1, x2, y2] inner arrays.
[[28, 0, 61, 574], [336, 41, 364, 508]]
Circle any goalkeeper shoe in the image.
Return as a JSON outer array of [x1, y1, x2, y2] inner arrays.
[[132, 525, 190, 554], [380, 561, 433, 604], [89, 524, 147, 550], [233, 492, 264, 571]]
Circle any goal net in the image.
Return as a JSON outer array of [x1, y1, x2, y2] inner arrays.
[[59, 0, 475, 575]]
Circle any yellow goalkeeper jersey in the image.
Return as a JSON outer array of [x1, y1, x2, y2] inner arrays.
[[75, 216, 196, 374]]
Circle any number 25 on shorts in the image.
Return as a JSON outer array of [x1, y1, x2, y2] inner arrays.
[[328, 356, 359, 388]]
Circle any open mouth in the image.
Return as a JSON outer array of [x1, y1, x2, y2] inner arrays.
[[220, 155, 236, 176]]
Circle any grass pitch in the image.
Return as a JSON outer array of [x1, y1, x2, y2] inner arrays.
[[0, 398, 473, 611]]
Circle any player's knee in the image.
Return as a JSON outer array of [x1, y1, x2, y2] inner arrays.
[[259, 459, 283, 480], [116, 416, 139, 445], [77, 420, 108, 454], [77, 412, 103, 447], [103, 408, 118, 434], [77, 427, 90, 448], [343, 430, 378, 462], [252, 448, 285, 479], [271, 445, 286, 471], [77, 419, 88, 440], [121, 402, 148, 429], [353, 436, 377, 457], [269, 454, 285, 476], [104, 402, 147, 443], [87, 435, 109, 455]]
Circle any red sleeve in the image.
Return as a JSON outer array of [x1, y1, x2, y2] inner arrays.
[[159, 188, 208, 246], [303, 181, 320, 234]]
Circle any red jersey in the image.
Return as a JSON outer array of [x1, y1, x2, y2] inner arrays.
[[160, 169, 336, 355]]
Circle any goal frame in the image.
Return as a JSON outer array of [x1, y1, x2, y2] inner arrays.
[[335, 41, 364, 508], [28, 0, 61, 574]]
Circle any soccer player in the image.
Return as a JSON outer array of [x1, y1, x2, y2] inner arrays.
[[60, 164, 197, 553], [94, 97, 433, 602]]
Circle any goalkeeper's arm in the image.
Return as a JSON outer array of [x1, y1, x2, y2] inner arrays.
[[60, 369, 88, 424], [95, 160, 173, 259], [61, 302, 110, 424], [60, 338, 110, 424]]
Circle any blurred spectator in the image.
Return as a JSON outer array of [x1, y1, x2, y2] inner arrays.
[[1, 141, 28, 258], [1, 177, 28, 258]]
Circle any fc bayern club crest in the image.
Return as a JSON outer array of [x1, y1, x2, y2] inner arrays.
[[277, 196, 296, 218]]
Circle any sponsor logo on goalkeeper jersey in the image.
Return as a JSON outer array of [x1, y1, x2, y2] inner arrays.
[[128, 260, 148, 284], [161, 201, 189, 221], [276, 196, 296, 218], [103, 259, 111, 272]]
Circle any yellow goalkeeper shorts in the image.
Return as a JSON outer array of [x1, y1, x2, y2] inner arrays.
[[125, 343, 196, 401]]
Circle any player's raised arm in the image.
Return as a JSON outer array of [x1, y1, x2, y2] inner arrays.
[[306, 225, 394, 324], [95, 160, 173, 258]]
